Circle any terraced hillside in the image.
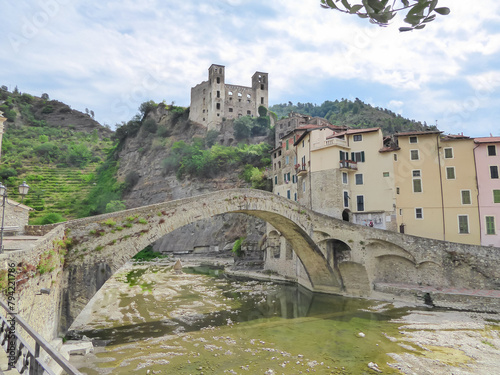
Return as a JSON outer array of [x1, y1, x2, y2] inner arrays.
[[8, 165, 97, 221], [0, 88, 114, 223]]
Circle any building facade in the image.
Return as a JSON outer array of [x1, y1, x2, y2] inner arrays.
[[474, 137, 500, 247], [189, 64, 268, 131], [393, 132, 480, 245]]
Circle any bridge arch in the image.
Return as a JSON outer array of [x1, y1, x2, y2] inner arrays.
[[60, 189, 342, 332]]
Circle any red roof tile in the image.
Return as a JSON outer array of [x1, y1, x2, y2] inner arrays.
[[474, 137, 500, 144]]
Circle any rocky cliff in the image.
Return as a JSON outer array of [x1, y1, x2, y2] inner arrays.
[[115, 104, 269, 260]]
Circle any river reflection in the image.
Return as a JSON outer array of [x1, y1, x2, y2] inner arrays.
[[69, 263, 411, 374]]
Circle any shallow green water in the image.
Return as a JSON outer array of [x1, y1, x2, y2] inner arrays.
[[70, 264, 417, 374]]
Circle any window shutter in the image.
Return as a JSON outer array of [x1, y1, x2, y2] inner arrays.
[[361, 151, 365, 162]]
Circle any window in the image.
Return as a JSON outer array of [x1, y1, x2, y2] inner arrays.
[[415, 208, 423, 219], [351, 151, 365, 163], [343, 191, 349, 208], [302, 140, 305, 148], [494, 190, 500, 203], [353, 134, 362, 142], [216, 103, 221, 110], [287, 190, 291, 199], [294, 193, 297, 201], [486, 216, 496, 235], [228, 108, 233, 113], [409, 136, 418, 144], [261, 84, 264, 90], [340, 150, 347, 161], [383, 172, 390, 177], [274, 176, 277, 185], [247, 110, 251, 115], [216, 90, 220, 98], [399, 209, 403, 216], [303, 181, 306, 192], [216, 77, 220, 84], [286, 140, 289, 150], [461, 190, 471, 205], [491, 166, 499, 179], [285, 156, 289, 165], [356, 195, 364, 211], [412, 170, 422, 193], [488, 145, 497, 156], [458, 215, 469, 234], [355, 174, 363, 185], [444, 148, 453, 158], [446, 167, 456, 180], [261, 97, 264, 104], [292, 175, 297, 183], [410, 149, 419, 160], [342, 172, 348, 184], [394, 154, 398, 161], [278, 161, 281, 168]]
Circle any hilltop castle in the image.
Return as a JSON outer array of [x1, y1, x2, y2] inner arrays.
[[189, 64, 268, 130]]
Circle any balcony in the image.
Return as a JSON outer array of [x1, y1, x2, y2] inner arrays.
[[295, 163, 307, 176], [339, 160, 358, 171], [311, 138, 348, 151]]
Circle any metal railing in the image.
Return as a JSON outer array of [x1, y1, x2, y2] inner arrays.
[[339, 160, 358, 170], [0, 299, 81, 375]]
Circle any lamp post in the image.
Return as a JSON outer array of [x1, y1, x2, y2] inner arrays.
[[0, 181, 30, 253]]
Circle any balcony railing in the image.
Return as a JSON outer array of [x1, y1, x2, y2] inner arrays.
[[311, 138, 348, 151], [339, 160, 358, 170], [295, 164, 307, 174]]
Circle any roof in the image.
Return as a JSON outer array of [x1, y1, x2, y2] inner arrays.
[[327, 127, 380, 139], [5, 199, 34, 211], [474, 136, 500, 144], [441, 134, 471, 141], [394, 130, 442, 137]]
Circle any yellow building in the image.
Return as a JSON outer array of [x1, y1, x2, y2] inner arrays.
[[295, 127, 396, 229], [393, 131, 480, 245]]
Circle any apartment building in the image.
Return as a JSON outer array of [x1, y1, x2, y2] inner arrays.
[[393, 131, 480, 245], [474, 137, 500, 247]]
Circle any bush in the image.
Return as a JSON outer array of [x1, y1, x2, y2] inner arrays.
[[66, 143, 92, 167], [34, 142, 59, 163], [41, 105, 54, 114], [205, 130, 219, 148], [105, 200, 126, 213], [232, 237, 244, 257], [258, 105, 268, 117], [125, 171, 140, 190], [234, 116, 252, 139], [32, 212, 65, 225], [142, 119, 158, 134], [0, 167, 18, 180]]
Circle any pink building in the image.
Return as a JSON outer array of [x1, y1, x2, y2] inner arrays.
[[474, 137, 500, 247]]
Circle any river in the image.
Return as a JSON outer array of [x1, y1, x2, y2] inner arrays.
[[67, 260, 500, 374]]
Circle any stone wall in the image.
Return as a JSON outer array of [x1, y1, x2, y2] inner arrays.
[[25, 224, 60, 236], [3, 200, 30, 235], [0, 225, 66, 346]]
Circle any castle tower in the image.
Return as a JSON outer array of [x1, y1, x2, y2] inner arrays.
[[189, 65, 269, 131], [252, 72, 269, 111]]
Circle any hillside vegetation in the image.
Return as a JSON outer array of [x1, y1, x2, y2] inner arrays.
[[270, 98, 437, 134], [0, 88, 113, 222]]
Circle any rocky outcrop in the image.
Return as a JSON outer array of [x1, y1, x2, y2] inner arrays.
[[116, 105, 268, 257]]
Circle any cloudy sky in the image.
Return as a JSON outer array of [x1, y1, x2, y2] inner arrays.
[[1, 0, 499, 136]]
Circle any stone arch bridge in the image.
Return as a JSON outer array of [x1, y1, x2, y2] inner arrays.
[[5, 188, 500, 338]]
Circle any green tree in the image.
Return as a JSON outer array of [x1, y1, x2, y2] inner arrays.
[[320, 0, 450, 31], [67, 143, 92, 167], [205, 130, 219, 148], [234, 116, 253, 139], [105, 200, 126, 213]]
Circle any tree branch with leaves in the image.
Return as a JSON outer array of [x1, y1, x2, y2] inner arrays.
[[320, 0, 450, 31]]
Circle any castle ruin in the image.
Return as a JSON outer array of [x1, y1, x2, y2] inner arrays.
[[189, 64, 268, 131]]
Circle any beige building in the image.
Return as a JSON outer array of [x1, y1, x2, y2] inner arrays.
[[189, 64, 268, 131], [393, 131, 480, 245], [295, 127, 396, 229]]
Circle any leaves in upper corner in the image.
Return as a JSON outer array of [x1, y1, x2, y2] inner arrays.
[[320, 0, 450, 31]]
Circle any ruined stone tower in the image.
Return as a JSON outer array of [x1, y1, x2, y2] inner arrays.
[[189, 64, 268, 131]]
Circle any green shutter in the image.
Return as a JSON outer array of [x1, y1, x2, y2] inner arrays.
[[486, 216, 496, 235], [361, 151, 365, 162], [494, 190, 500, 203]]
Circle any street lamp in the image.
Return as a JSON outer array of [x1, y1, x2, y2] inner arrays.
[[0, 181, 30, 253]]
